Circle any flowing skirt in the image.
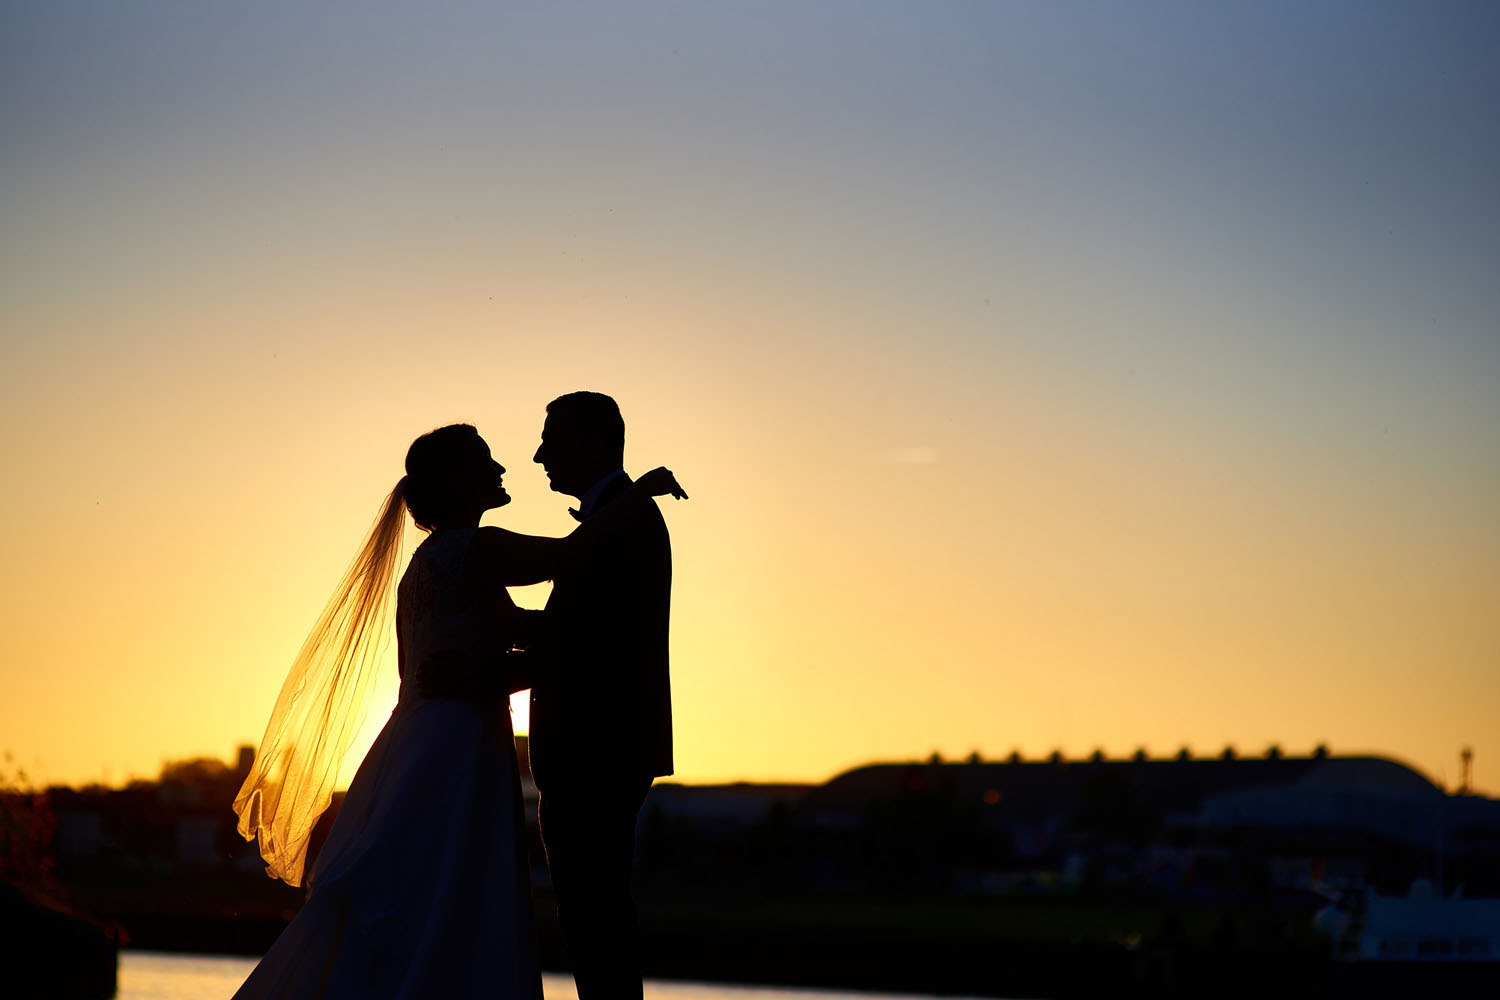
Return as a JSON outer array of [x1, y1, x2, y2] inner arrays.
[[233, 698, 539, 1000]]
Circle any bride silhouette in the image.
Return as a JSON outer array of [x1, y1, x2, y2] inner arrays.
[[230, 423, 684, 999]]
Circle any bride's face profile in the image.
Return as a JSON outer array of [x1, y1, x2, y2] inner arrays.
[[404, 424, 508, 530], [464, 436, 509, 513]]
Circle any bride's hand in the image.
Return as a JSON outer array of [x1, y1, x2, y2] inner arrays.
[[637, 467, 688, 500]]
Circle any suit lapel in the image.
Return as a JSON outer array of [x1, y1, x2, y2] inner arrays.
[[589, 472, 633, 516]]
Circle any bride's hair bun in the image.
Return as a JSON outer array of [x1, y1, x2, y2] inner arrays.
[[403, 423, 480, 532]]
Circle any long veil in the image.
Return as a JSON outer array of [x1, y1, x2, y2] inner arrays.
[[233, 484, 407, 886]]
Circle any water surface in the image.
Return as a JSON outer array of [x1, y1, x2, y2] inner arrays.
[[117, 950, 995, 1000]]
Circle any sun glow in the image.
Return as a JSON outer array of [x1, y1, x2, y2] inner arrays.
[[2, 2, 1496, 797]]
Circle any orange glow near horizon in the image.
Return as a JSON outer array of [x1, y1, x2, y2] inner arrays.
[[2, 4, 1497, 799]]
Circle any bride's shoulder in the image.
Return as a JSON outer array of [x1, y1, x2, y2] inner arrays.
[[462, 525, 503, 565], [408, 528, 474, 574], [458, 526, 521, 590], [466, 526, 517, 555]]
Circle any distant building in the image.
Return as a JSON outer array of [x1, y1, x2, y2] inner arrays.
[[792, 750, 1491, 845], [773, 750, 1500, 897]]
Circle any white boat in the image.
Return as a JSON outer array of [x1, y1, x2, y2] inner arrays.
[[1356, 886, 1500, 962], [1333, 883, 1500, 998]]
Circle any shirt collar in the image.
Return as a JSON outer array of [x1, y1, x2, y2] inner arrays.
[[578, 469, 627, 519]]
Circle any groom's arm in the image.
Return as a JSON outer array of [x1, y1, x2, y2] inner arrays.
[[506, 608, 548, 651], [416, 604, 546, 700], [415, 647, 534, 700]]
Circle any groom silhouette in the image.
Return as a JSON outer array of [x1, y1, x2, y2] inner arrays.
[[529, 391, 673, 1000]]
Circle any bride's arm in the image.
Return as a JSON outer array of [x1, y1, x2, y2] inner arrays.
[[462, 467, 687, 588]]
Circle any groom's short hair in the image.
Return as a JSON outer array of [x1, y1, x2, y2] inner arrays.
[[547, 391, 625, 457]]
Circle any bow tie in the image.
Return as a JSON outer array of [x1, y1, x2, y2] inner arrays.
[[568, 507, 585, 523]]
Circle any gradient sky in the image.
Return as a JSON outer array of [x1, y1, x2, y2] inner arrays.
[[3, 2, 1497, 795]]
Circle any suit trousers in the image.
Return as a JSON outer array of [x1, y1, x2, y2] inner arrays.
[[538, 775, 654, 1000]]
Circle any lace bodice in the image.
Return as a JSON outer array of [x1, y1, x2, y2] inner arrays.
[[395, 529, 514, 704]]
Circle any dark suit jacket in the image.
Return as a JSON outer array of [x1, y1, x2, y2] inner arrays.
[[528, 474, 673, 790]]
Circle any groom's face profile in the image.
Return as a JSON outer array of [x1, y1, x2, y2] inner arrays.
[[534, 413, 595, 500]]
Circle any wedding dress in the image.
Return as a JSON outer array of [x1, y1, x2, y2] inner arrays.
[[233, 528, 539, 999]]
